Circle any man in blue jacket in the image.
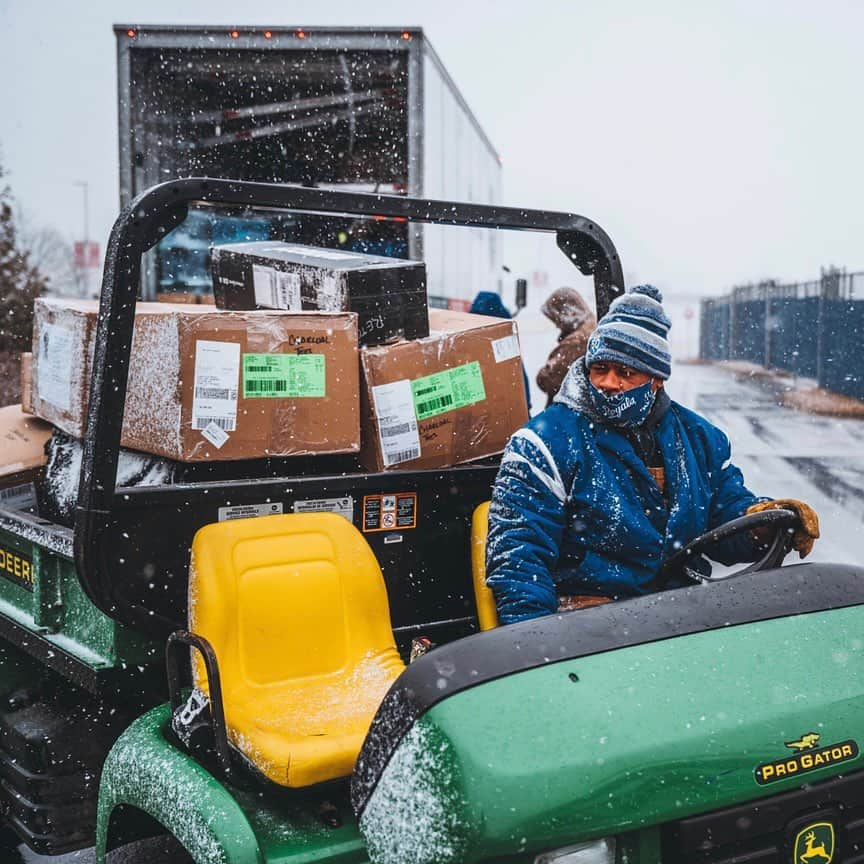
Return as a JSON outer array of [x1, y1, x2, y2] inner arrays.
[[486, 284, 820, 625]]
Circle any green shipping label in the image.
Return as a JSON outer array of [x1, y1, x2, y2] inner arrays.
[[411, 361, 487, 421], [242, 353, 326, 398]]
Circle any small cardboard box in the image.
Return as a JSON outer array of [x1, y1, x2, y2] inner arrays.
[[0, 405, 52, 510], [359, 309, 528, 471], [31, 299, 360, 462], [211, 241, 429, 346]]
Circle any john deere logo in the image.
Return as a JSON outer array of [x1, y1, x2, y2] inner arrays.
[[794, 823, 834, 864], [755, 735, 859, 785]]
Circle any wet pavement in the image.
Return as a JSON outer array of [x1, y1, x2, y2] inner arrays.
[[669, 362, 864, 567]]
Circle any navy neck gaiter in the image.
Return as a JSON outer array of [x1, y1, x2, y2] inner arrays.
[[589, 380, 657, 428]]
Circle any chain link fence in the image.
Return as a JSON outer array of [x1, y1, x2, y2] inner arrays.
[[700, 269, 864, 400]]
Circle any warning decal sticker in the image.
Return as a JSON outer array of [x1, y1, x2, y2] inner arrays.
[[363, 492, 418, 532]]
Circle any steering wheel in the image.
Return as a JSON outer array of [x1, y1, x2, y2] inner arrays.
[[655, 508, 798, 589]]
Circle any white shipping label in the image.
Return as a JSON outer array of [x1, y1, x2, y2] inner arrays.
[[201, 421, 230, 449], [491, 333, 521, 363], [371, 379, 421, 467], [37, 324, 74, 411], [292, 496, 354, 522], [192, 340, 240, 431], [252, 264, 302, 310], [0, 483, 37, 511], [218, 502, 284, 522]]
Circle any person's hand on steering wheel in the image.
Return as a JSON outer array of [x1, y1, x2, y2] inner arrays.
[[746, 499, 820, 558]]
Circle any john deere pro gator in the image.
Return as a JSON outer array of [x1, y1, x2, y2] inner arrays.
[[0, 180, 861, 864]]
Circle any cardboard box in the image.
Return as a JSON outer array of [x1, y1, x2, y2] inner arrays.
[[359, 309, 529, 471], [31, 299, 96, 438], [20, 353, 33, 414], [0, 405, 52, 511], [31, 299, 360, 462], [211, 241, 429, 346]]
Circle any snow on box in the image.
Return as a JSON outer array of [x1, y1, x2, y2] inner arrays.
[[30, 299, 360, 462]]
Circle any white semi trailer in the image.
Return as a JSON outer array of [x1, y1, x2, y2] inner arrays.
[[115, 25, 503, 308]]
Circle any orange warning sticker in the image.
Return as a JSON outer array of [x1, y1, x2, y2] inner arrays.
[[363, 492, 418, 532]]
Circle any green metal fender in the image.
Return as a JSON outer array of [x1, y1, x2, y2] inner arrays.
[[358, 606, 864, 864], [96, 703, 263, 864]]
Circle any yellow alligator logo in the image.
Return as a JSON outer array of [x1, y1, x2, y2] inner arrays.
[[786, 733, 821, 752]]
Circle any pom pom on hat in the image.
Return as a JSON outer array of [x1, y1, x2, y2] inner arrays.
[[585, 284, 672, 379]]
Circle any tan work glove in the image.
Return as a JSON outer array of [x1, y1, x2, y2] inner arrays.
[[746, 499, 820, 558]]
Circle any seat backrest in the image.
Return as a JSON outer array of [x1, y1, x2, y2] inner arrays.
[[471, 501, 499, 630], [189, 512, 399, 694]]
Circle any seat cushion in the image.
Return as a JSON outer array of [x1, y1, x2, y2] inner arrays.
[[224, 648, 404, 787]]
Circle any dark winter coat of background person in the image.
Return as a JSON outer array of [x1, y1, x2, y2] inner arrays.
[[469, 291, 532, 412], [536, 287, 596, 406], [486, 359, 765, 624]]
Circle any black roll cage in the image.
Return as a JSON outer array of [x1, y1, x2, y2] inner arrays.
[[72, 178, 625, 625]]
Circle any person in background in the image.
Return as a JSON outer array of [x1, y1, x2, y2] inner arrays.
[[536, 286, 596, 406], [486, 284, 820, 625], [469, 291, 532, 413]]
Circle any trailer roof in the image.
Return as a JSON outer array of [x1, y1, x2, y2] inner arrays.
[[113, 24, 500, 162]]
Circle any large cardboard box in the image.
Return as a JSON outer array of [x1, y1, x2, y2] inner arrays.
[[0, 405, 52, 510], [32, 299, 360, 461], [359, 309, 529, 471], [211, 241, 429, 346]]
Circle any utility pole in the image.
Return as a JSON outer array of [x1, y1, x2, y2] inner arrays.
[[74, 180, 89, 297]]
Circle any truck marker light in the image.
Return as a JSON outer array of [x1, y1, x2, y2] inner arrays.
[[230, 30, 240, 39], [296, 29, 307, 39], [126, 29, 136, 38], [402, 32, 412, 41], [264, 30, 273, 39]]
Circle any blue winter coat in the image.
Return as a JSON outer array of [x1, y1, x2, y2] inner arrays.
[[486, 361, 766, 624]]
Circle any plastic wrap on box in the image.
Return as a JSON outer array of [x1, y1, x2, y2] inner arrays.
[[31, 301, 361, 462]]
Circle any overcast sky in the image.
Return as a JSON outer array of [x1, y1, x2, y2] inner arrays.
[[1, 0, 862, 297]]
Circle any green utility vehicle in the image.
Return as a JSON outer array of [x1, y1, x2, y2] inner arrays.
[[0, 179, 861, 864]]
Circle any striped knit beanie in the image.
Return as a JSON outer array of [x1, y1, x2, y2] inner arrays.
[[585, 284, 672, 379]]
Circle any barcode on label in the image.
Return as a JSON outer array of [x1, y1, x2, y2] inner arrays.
[[384, 447, 420, 465], [416, 395, 453, 416], [245, 379, 288, 393], [0, 483, 37, 509], [198, 416, 236, 431], [194, 387, 237, 400], [381, 422, 412, 438]]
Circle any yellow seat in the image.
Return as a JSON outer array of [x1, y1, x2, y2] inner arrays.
[[471, 501, 499, 630], [189, 512, 405, 788]]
